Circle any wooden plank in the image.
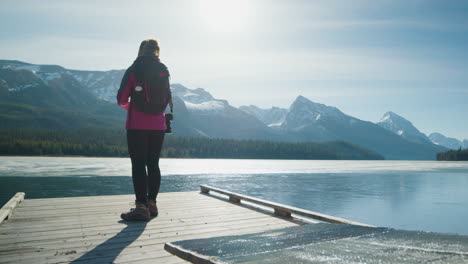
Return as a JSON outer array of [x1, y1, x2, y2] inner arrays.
[[0, 213, 289, 245], [9, 194, 215, 218], [0, 192, 25, 225], [14, 197, 204, 213], [19, 191, 198, 205], [0, 221, 296, 263], [1, 197, 297, 240], [5, 193, 280, 226], [121, 258, 188, 264], [0, 249, 183, 264], [0, 216, 296, 252], [15, 194, 227, 209], [0, 206, 273, 235], [3, 220, 295, 253], [19, 196, 200, 208], [11, 222, 295, 264], [0, 201, 281, 234], [10, 200, 237, 219], [71, 253, 185, 264], [18, 195, 205, 207], [120, 256, 188, 264], [14, 197, 214, 212], [200, 185, 372, 226], [0, 190, 321, 264], [77, 252, 184, 264], [0, 205, 271, 234], [3, 204, 263, 230]]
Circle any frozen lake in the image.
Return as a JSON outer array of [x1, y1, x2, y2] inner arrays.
[[1, 156, 468, 235]]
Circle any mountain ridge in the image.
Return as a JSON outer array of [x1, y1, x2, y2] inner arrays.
[[377, 111, 432, 145], [278, 96, 447, 160], [239, 105, 288, 127], [429, 132, 467, 150], [0, 59, 453, 160]]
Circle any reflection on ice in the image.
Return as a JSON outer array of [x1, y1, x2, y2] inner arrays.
[[170, 224, 468, 264]]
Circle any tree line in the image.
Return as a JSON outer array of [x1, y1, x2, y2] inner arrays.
[[0, 128, 384, 160], [437, 148, 468, 161]]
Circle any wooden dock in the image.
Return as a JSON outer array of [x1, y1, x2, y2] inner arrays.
[[0, 185, 360, 264]]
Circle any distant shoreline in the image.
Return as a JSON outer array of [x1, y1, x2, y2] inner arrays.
[[437, 148, 468, 161], [3, 154, 466, 162], [0, 128, 385, 160], [0, 154, 385, 161]]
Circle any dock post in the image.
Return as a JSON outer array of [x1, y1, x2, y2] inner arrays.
[[274, 208, 292, 218], [229, 196, 241, 203], [200, 186, 210, 194], [0, 192, 25, 224]]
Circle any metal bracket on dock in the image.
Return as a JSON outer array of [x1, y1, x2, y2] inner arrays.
[[0, 192, 25, 224], [201, 185, 240, 203], [200, 186, 210, 194], [200, 185, 373, 227], [274, 208, 292, 217]]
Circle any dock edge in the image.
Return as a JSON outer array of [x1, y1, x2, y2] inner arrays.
[[0, 192, 25, 224], [164, 242, 219, 264], [200, 184, 373, 227]]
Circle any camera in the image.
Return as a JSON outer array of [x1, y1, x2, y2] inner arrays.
[[165, 113, 173, 133]]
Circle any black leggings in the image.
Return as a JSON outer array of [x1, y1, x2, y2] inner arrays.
[[127, 129, 165, 203]]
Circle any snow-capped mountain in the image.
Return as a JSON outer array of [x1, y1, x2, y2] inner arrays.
[[429, 133, 466, 150], [377, 111, 431, 145], [0, 60, 125, 102], [279, 96, 447, 160], [70, 69, 125, 102], [239, 105, 288, 127], [280, 95, 371, 142], [281, 95, 351, 133], [0, 60, 125, 128], [0, 59, 454, 159], [0, 60, 279, 139], [0, 61, 66, 89], [169, 84, 283, 140], [171, 84, 228, 114]]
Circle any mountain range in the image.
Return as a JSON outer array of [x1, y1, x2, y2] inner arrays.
[[1, 59, 461, 160], [428, 133, 468, 150], [377, 111, 432, 145]]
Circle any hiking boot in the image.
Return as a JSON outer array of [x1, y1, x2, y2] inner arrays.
[[121, 201, 150, 221], [147, 200, 158, 217]]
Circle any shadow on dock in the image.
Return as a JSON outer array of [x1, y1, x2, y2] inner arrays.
[[70, 220, 147, 263]]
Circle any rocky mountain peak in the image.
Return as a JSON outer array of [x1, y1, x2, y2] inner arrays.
[[171, 84, 217, 104], [281, 95, 348, 131], [170, 83, 229, 113], [377, 111, 430, 144], [289, 95, 343, 118], [239, 105, 288, 126], [380, 111, 407, 124], [429, 132, 465, 150]]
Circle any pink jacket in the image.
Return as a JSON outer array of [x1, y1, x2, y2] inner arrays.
[[117, 59, 168, 130]]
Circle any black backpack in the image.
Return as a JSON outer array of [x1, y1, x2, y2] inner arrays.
[[131, 58, 170, 114]]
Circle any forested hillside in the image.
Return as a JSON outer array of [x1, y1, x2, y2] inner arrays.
[[437, 149, 468, 161], [0, 129, 384, 160]]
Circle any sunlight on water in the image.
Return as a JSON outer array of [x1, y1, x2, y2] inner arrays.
[[1, 156, 468, 177]]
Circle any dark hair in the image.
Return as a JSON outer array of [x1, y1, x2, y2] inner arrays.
[[138, 38, 160, 56]]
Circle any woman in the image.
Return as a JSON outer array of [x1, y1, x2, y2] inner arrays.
[[117, 38, 172, 221]]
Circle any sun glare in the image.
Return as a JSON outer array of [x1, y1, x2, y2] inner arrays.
[[199, 0, 250, 32]]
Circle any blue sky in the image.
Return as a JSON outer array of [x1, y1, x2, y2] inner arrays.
[[1, 0, 467, 140]]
